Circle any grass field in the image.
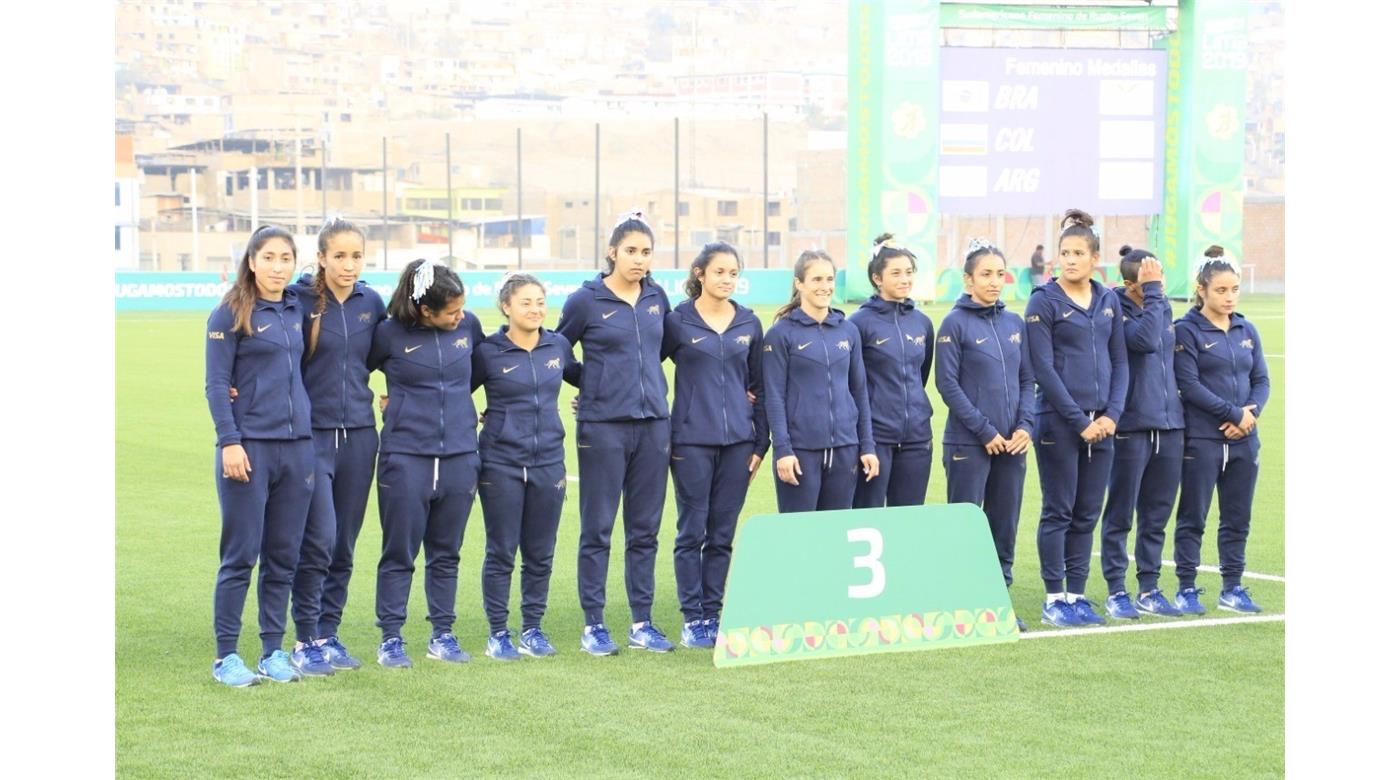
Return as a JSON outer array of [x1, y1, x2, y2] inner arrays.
[[116, 294, 1284, 778]]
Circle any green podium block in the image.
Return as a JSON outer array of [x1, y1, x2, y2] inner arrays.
[[714, 503, 1019, 668]]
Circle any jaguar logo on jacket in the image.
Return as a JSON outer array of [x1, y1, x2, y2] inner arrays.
[[453, 337, 470, 349], [359, 312, 373, 323], [1241, 338, 1254, 349], [907, 334, 926, 346], [734, 334, 751, 346], [836, 339, 851, 351], [1009, 331, 1022, 344], [648, 304, 661, 315], [546, 357, 562, 370]]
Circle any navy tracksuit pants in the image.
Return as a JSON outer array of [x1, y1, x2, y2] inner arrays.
[[576, 419, 670, 626], [1100, 429, 1183, 594], [290, 426, 378, 641], [943, 444, 1027, 587], [213, 438, 315, 658], [479, 460, 567, 633], [1033, 413, 1114, 594], [853, 440, 933, 509], [774, 445, 859, 513], [1174, 437, 1261, 591], [670, 443, 753, 623], [375, 451, 480, 641]]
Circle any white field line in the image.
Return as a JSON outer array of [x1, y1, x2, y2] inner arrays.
[[1091, 551, 1286, 583], [1021, 613, 1284, 640], [1264, 353, 1284, 358]]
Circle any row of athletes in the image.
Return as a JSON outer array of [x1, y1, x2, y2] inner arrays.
[[203, 207, 1268, 687]]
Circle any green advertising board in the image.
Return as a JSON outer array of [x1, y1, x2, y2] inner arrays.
[[714, 503, 1019, 668], [1151, 0, 1249, 297], [846, 0, 942, 303]]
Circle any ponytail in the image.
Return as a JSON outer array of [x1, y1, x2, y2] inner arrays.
[[773, 249, 833, 322]]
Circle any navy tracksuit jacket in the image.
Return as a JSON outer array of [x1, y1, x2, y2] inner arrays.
[[472, 327, 580, 633], [1173, 307, 1270, 591], [368, 312, 485, 641], [205, 292, 315, 658], [1025, 279, 1128, 594], [762, 306, 876, 513], [286, 276, 386, 642], [556, 274, 672, 626], [1100, 281, 1186, 595], [934, 294, 1036, 587], [662, 298, 768, 623], [848, 295, 936, 509]]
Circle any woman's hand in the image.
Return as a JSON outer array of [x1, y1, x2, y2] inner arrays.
[[775, 455, 801, 486], [1238, 405, 1257, 434], [1219, 421, 1246, 440], [1080, 421, 1104, 444], [1137, 257, 1164, 284], [748, 454, 763, 485], [222, 444, 252, 482], [860, 453, 881, 482], [570, 396, 580, 416], [1006, 428, 1032, 455], [984, 434, 1008, 455], [1096, 416, 1117, 437], [746, 390, 757, 405], [379, 394, 389, 413]]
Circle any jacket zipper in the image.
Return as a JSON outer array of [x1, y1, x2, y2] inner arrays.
[[991, 308, 1012, 434], [278, 306, 295, 437], [529, 346, 541, 463], [893, 304, 909, 438], [435, 331, 446, 453], [821, 323, 836, 447]]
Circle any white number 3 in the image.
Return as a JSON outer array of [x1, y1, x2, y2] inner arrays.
[[847, 528, 885, 599]]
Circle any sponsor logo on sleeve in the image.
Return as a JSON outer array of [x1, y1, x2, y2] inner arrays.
[[208, 331, 225, 340]]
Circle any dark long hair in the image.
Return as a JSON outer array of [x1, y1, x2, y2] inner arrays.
[[387, 259, 465, 326], [773, 249, 834, 322], [222, 225, 296, 336], [685, 241, 741, 299], [1193, 245, 1234, 310], [307, 217, 366, 359]]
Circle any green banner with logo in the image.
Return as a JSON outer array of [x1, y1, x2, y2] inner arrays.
[[940, 3, 1170, 30], [846, 0, 941, 303], [714, 503, 1019, 668], [1151, 0, 1249, 298]]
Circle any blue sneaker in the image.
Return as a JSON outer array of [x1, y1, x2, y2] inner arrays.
[[257, 649, 302, 683], [1176, 587, 1208, 615], [1218, 585, 1262, 614], [426, 632, 471, 663], [680, 620, 714, 649], [1135, 589, 1183, 617], [486, 629, 521, 661], [212, 654, 259, 687], [580, 624, 619, 656], [518, 627, 557, 657], [1104, 591, 1141, 620], [1041, 600, 1080, 627], [290, 642, 335, 677], [318, 636, 362, 670], [628, 621, 675, 653], [1070, 598, 1106, 625], [377, 637, 413, 668], [703, 618, 722, 643]]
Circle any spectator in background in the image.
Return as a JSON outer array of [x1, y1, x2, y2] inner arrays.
[[1030, 244, 1046, 284]]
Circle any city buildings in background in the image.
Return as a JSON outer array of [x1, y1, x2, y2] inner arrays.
[[115, 0, 1283, 284]]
